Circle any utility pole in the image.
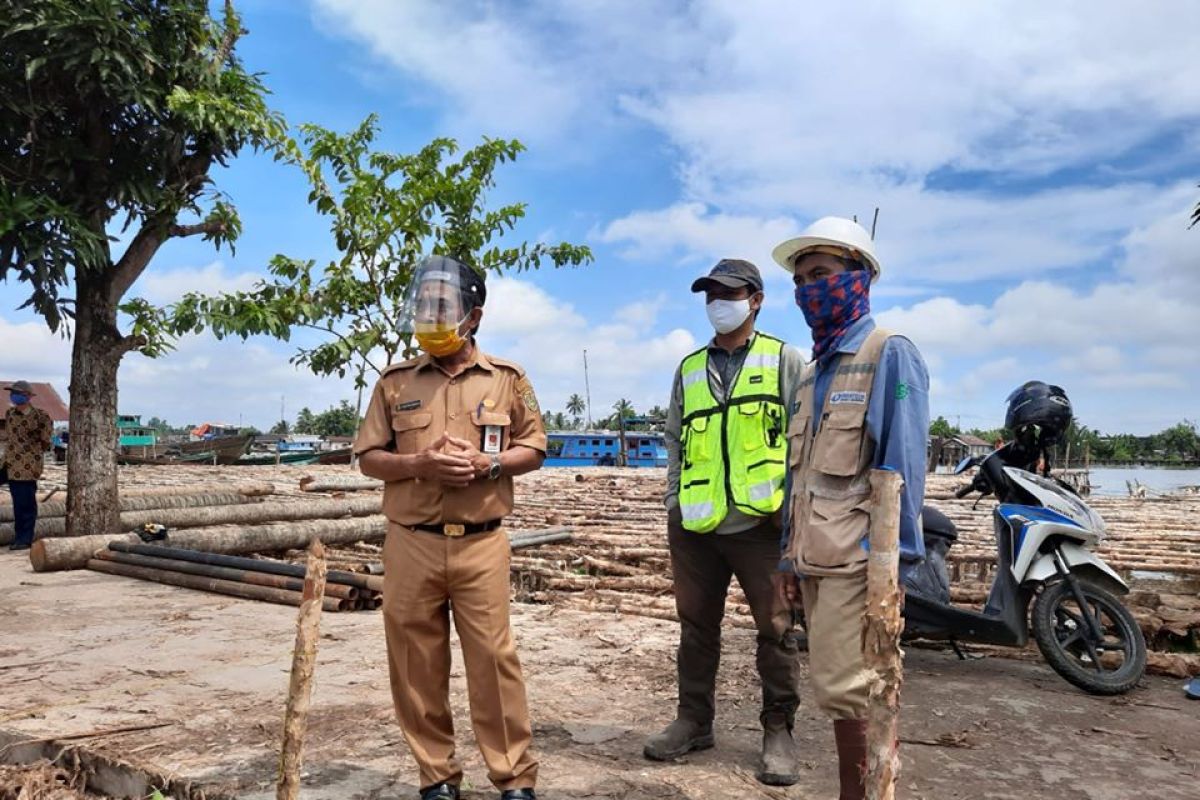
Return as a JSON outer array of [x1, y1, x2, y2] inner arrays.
[[583, 349, 594, 429]]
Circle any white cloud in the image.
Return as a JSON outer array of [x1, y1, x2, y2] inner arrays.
[[130, 261, 263, 306], [117, 334, 347, 429], [597, 202, 800, 286], [312, 0, 584, 142], [0, 315, 72, 388], [875, 296, 990, 355], [484, 278, 697, 416], [1060, 345, 1124, 374]]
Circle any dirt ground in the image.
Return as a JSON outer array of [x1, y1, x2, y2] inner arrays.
[[1, 552, 1197, 800]]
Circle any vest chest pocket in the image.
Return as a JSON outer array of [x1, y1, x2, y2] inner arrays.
[[472, 410, 512, 454], [392, 411, 433, 453], [812, 411, 866, 477], [735, 401, 782, 452], [684, 415, 716, 466]]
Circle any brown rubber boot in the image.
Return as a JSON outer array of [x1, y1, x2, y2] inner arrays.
[[643, 718, 715, 761], [756, 712, 800, 786], [833, 719, 868, 800]]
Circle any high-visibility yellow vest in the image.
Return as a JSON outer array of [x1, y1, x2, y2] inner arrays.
[[678, 332, 788, 532]]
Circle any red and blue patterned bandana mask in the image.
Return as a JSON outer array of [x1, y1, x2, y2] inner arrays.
[[795, 269, 871, 360]]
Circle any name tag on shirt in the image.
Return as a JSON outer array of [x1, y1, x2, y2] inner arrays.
[[830, 391, 867, 405], [483, 426, 503, 454]]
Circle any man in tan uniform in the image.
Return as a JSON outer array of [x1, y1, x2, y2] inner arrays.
[[355, 256, 545, 800]]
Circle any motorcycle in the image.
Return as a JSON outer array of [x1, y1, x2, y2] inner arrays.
[[902, 443, 1147, 695]]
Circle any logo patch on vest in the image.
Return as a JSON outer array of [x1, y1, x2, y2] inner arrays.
[[829, 390, 867, 405], [748, 374, 763, 384]]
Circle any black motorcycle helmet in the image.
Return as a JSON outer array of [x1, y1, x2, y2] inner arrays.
[[1004, 381, 1073, 451]]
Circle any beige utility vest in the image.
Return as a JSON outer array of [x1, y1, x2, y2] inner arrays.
[[785, 327, 892, 577]]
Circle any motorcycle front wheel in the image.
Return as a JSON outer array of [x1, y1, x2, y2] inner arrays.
[[1031, 578, 1147, 695]]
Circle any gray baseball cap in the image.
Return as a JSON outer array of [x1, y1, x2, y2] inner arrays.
[[690, 259, 763, 293]]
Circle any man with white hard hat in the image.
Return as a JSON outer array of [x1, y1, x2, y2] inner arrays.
[[771, 217, 929, 800]]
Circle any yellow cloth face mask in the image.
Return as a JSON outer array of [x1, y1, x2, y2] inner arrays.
[[414, 318, 468, 357]]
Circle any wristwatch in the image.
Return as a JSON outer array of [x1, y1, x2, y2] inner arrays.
[[487, 454, 502, 480]]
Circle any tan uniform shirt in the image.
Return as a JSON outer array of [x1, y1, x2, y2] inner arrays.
[[354, 346, 547, 526], [2, 405, 52, 481]]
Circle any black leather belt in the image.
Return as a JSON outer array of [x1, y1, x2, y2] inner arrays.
[[411, 519, 502, 537]]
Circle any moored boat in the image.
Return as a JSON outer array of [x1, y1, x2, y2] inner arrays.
[[544, 431, 667, 468]]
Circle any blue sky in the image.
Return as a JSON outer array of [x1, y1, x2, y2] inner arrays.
[[2, 0, 1198, 434]]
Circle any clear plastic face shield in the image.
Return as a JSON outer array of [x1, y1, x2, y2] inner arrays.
[[399, 257, 473, 357]]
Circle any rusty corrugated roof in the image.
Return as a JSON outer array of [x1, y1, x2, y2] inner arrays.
[[1, 381, 70, 421]]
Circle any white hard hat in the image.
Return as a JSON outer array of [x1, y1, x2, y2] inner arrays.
[[771, 216, 881, 281]]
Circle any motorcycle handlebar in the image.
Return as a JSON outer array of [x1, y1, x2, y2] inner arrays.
[[954, 483, 974, 499]]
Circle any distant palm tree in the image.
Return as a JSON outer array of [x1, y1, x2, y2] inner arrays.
[[613, 398, 634, 419], [553, 411, 567, 430], [567, 393, 586, 428]]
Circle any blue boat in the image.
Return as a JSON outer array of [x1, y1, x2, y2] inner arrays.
[[544, 431, 667, 468]]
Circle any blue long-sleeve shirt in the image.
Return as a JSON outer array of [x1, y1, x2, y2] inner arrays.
[[780, 315, 930, 572]]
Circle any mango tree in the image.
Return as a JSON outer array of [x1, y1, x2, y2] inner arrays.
[[0, 0, 283, 534]]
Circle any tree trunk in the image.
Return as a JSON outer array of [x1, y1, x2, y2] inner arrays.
[[31, 515, 388, 572], [66, 269, 123, 537], [277, 540, 328, 800], [864, 469, 904, 800], [1, 490, 261, 523], [298, 475, 381, 493], [22, 495, 380, 544]]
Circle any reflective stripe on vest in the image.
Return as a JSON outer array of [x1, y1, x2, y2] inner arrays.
[[677, 333, 788, 533]]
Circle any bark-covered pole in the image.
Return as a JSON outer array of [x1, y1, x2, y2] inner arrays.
[[277, 538, 328, 800], [864, 469, 904, 800]]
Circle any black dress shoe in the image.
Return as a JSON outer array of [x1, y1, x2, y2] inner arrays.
[[500, 790, 537, 800], [419, 783, 459, 800], [8, 542, 31, 551]]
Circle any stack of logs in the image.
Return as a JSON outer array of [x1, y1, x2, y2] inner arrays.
[[17, 464, 1200, 676], [498, 469, 1200, 677]]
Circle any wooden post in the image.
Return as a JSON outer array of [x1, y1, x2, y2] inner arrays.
[[276, 539, 328, 800], [864, 469, 904, 800]]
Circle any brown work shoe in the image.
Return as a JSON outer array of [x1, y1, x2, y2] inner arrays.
[[643, 718, 715, 761], [833, 719, 868, 800], [756, 712, 799, 785]]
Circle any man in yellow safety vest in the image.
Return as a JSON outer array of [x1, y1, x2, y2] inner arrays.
[[644, 259, 806, 786]]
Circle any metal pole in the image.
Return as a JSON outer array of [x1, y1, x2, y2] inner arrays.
[[86, 558, 346, 612], [583, 349, 594, 429], [92, 549, 359, 601], [106, 541, 379, 591]]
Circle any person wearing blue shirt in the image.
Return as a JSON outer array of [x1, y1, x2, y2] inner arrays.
[[770, 217, 929, 800]]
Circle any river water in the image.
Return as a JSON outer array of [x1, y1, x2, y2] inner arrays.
[[1087, 466, 1200, 496]]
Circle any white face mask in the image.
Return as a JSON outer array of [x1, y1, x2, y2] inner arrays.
[[706, 298, 752, 334]]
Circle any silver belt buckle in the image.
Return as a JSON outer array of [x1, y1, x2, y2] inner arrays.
[[443, 523, 466, 537]]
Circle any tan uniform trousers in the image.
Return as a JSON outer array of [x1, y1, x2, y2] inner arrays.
[[799, 573, 870, 720], [382, 523, 537, 791]]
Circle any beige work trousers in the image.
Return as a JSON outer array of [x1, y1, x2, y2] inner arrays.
[[382, 524, 537, 791], [799, 573, 870, 720]]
